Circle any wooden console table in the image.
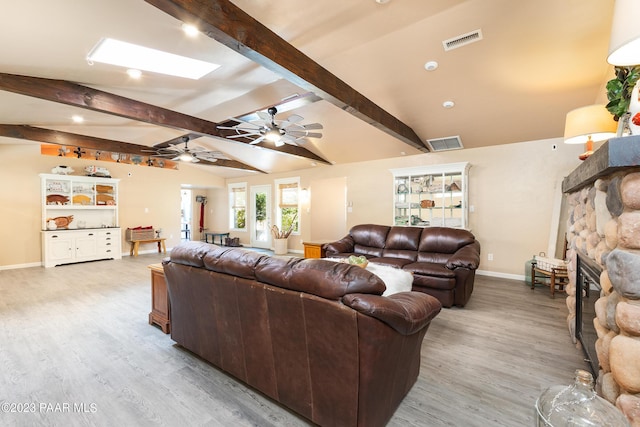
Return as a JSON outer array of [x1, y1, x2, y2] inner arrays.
[[148, 263, 170, 333], [129, 238, 166, 257]]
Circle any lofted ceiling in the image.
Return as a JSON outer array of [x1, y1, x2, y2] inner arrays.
[[0, 0, 615, 177]]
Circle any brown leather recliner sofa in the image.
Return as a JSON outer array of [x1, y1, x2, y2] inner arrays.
[[163, 241, 442, 427], [323, 224, 481, 308]]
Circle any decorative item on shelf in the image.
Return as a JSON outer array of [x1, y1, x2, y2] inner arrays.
[[47, 215, 74, 229], [51, 165, 74, 175], [564, 104, 618, 160], [46, 194, 70, 205], [420, 199, 435, 208], [84, 165, 111, 177], [396, 183, 409, 194]]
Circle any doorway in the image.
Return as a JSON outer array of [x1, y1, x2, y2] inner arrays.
[[250, 185, 271, 249], [180, 188, 192, 241]]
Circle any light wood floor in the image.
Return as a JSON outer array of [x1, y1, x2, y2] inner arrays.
[[0, 253, 586, 426]]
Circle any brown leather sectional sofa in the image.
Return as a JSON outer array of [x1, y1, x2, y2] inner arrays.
[[163, 241, 442, 427], [323, 224, 481, 308]]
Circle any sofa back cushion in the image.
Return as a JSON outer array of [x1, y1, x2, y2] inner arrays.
[[382, 226, 422, 261], [255, 257, 385, 300], [350, 224, 389, 257], [169, 242, 385, 301], [418, 227, 476, 254]]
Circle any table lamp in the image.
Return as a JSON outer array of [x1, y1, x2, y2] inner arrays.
[[564, 105, 617, 160], [607, 0, 640, 66]]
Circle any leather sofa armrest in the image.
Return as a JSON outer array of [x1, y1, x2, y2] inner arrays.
[[446, 241, 481, 270], [323, 236, 355, 255], [342, 292, 441, 335]]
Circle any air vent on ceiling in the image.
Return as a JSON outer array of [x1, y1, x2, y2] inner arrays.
[[442, 29, 483, 51], [426, 136, 463, 152]]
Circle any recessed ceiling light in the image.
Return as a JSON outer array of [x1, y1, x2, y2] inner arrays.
[[181, 23, 199, 37], [443, 100, 455, 109], [72, 115, 84, 123], [375, 0, 391, 4], [127, 69, 142, 79], [424, 61, 438, 71], [87, 38, 220, 80]]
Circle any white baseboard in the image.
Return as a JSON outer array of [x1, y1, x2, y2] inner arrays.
[[0, 261, 43, 271], [476, 269, 525, 281]]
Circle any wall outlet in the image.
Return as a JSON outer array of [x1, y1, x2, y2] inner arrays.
[[488, 253, 494, 261]]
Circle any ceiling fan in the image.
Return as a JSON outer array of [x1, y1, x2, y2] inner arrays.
[[218, 106, 323, 147], [149, 136, 228, 163]]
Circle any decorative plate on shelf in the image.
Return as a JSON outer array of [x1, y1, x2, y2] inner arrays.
[[46, 194, 69, 205]]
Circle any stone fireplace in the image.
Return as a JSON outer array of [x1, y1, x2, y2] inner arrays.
[[562, 136, 640, 423]]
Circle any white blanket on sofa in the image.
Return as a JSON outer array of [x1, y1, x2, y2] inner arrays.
[[366, 263, 413, 296], [325, 259, 413, 296]]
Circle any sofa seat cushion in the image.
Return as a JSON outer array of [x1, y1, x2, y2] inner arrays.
[[368, 257, 413, 269], [404, 262, 455, 279], [412, 274, 456, 291]]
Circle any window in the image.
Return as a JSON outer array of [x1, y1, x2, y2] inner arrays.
[[275, 178, 299, 235], [228, 182, 247, 230]]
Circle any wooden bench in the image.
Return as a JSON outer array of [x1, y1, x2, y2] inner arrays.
[[129, 238, 167, 257]]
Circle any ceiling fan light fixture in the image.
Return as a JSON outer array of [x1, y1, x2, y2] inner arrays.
[[265, 128, 282, 143], [178, 152, 193, 162]]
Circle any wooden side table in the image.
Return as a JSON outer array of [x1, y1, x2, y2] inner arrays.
[[303, 241, 329, 259], [148, 263, 170, 333]]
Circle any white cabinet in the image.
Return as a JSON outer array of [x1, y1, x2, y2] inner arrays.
[[40, 174, 121, 267], [390, 162, 470, 229], [42, 229, 122, 267]]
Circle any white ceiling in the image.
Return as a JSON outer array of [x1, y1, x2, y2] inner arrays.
[[0, 0, 616, 177]]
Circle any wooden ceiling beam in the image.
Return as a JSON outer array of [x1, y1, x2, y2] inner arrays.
[[0, 73, 330, 164], [144, 0, 428, 153], [0, 125, 266, 173]]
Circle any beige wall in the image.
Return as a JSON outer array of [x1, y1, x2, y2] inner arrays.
[[0, 143, 224, 268], [1, 138, 584, 278]]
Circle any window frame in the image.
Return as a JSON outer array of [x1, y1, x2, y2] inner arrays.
[[274, 177, 300, 236], [228, 182, 247, 231]]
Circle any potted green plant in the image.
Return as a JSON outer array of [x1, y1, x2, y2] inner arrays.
[[606, 66, 640, 127]]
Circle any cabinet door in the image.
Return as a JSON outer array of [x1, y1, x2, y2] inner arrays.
[[75, 232, 98, 259], [47, 235, 73, 262]]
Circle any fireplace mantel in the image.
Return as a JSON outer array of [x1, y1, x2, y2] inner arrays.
[[562, 135, 640, 193]]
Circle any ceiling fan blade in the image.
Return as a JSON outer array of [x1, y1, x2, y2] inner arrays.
[[285, 130, 307, 138], [303, 123, 323, 130], [306, 132, 323, 139], [285, 114, 304, 124], [249, 136, 266, 145], [226, 132, 261, 139], [256, 111, 271, 121]]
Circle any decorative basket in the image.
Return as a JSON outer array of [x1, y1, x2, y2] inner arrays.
[[126, 228, 155, 241], [534, 254, 568, 272]]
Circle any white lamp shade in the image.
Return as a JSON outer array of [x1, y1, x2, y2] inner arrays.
[[607, 0, 640, 65], [564, 105, 617, 144]]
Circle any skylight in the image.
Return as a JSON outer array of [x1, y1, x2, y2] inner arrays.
[[87, 38, 220, 80]]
